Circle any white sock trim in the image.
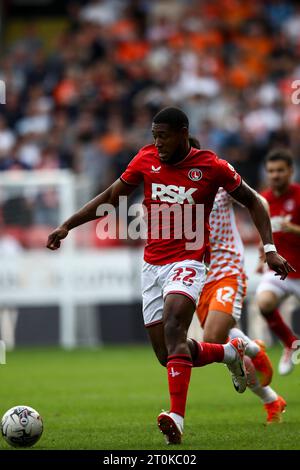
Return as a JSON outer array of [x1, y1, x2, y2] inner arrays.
[[222, 343, 236, 364], [249, 385, 278, 404], [229, 328, 260, 358]]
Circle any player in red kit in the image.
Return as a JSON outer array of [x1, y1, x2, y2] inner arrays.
[[47, 108, 293, 445], [256, 149, 300, 375]]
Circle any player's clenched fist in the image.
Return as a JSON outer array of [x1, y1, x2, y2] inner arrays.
[[47, 226, 69, 250]]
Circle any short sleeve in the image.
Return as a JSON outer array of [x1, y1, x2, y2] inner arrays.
[[120, 151, 144, 186], [216, 159, 242, 193]]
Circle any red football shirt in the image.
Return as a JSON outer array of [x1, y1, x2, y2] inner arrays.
[[261, 183, 300, 278], [121, 144, 241, 265]]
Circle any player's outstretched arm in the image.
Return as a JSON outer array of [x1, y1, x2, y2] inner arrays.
[[230, 181, 296, 280], [46, 179, 136, 250], [255, 195, 269, 273]]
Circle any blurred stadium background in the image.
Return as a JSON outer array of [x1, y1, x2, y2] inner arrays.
[[0, 0, 300, 350]]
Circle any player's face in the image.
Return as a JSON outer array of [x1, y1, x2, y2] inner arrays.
[[266, 160, 293, 191], [152, 123, 188, 163]]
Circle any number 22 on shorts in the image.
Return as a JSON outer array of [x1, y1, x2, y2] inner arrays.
[[171, 267, 197, 286]]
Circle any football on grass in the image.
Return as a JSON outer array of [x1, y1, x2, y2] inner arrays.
[[1, 405, 43, 447]]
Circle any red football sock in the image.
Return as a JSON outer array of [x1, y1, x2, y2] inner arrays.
[[167, 355, 192, 418], [265, 309, 298, 348], [191, 340, 224, 367]]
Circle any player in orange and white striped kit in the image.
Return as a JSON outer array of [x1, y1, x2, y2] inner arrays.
[[196, 188, 286, 423]]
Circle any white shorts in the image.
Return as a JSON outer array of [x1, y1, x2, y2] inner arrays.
[[256, 271, 300, 301], [142, 259, 207, 327]]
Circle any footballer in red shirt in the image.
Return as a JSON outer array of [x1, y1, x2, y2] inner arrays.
[[256, 149, 300, 376], [47, 108, 293, 445]]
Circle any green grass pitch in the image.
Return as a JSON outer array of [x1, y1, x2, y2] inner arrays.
[[0, 345, 299, 450]]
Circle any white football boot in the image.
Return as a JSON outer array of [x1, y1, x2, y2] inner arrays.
[[278, 346, 296, 375], [226, 337, 248, 393], [157, 411, 183, 445]]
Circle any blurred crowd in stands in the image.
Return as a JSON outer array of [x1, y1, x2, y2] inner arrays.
[[0, 0, 300, 249]]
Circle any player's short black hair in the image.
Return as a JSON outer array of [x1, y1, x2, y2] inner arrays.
[[152, 107, 189, 130], [188, 136, 201, 149], [265, 148, 294, 167]]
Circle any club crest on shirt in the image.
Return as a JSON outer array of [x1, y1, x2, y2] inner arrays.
[[284, 199, 295, 212], [188, 168, 202, 181]]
